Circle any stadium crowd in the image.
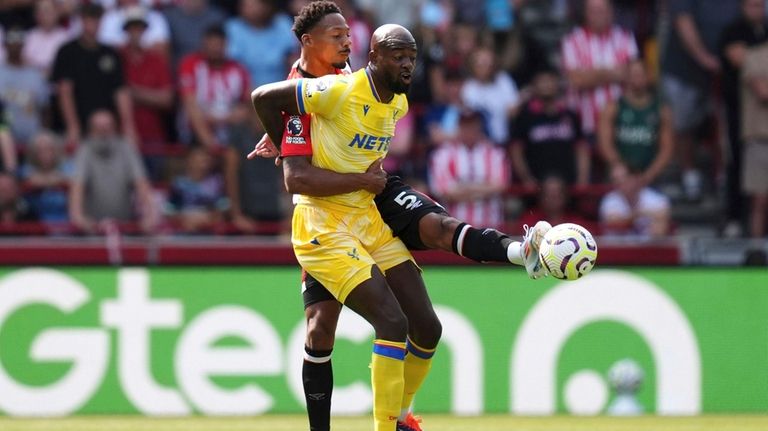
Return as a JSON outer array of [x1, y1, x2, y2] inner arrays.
[[0, 0, 765, 241]]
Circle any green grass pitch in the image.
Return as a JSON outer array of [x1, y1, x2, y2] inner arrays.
[[2, 415, 768, 431]]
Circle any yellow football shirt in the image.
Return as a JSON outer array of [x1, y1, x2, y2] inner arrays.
[[294, 68, 408, 209]]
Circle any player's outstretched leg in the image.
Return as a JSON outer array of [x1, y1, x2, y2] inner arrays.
[[303, 295, 341, 431], [417, 213, 552, 278], [384, 261, 441, 431], [343, 266, 408, 431]]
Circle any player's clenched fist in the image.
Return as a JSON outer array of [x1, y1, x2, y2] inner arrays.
[[362, 158, 387, 194]]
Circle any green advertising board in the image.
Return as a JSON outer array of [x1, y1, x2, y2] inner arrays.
[[0, 267, 766, 416]]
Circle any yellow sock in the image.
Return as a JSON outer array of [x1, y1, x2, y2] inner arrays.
[[371, 339, 406, 431], [400, 337, 436, 417]]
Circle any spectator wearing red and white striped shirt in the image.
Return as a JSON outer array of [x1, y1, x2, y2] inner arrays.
[[429, 110, 510, 228], [178, 25, 251, 149], [561, 0, 638, 136]]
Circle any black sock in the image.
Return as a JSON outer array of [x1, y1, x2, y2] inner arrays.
[[452, 223, 513, 263], [303, 346, 333, 431]]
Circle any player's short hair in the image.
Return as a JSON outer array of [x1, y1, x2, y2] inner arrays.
[[292, 1, 343, 42]]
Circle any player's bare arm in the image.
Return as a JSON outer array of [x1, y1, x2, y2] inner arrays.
[[250, 80, 302, 151], [283, 156, 387, 196]]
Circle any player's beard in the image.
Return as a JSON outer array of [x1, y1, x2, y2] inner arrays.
[[387, 72, 411, 94], [332, 61, 347, 69]]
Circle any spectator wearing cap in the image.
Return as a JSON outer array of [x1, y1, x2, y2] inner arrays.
[[510, 69, 590, 187], [51, 3, 137, 147], [23, 0, 70, 76], [120, 7, 173, 180], [163, 0, 227, 69], [0, 27, 49, 149], [98, 0, 170, 55], [178, 25, 251, 149], [429, 109, 510, 228]]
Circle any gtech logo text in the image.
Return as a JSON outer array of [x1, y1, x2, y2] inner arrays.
[[0, 268, 708, 417]]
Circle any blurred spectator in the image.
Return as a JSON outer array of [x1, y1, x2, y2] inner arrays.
[[120, 8, 173, 179], [720, 0, 768, 235], [22, 0, 70, 76], [599, 164, 670, 238], [0, 27, 49, 148], [224, 122, 284, 233], [561, 0, 638, 138], [51, 4, 137, 147], [0, 171, 34, 225], [178, 25, 251, 149], [424, 70, 465, 145], [19, 131, 72, 223], [598, 60, 673, 187], [225, 0, 296, 88], [56, 0, 84, 37], [429, 110, 510, 228], [0, 101, 17, 174], [461, 46, 520, 145], [519, 175, 590, 229], [356, 0, 421, 29], [661, 0, 739, 200], [510, 68, 589, 187], [92, 0, 163, 9], [499, 23, 552, 89], [69, 110, 156, 233], [167, 147, 228, 233], [741, 41, 768, 238], [98, 1, 170, 54], [164, 0, 226, 69]]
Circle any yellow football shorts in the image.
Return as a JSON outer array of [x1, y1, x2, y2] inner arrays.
[[292, 200, 415, 303]]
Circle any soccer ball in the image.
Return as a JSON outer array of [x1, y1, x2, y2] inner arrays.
[[538, 223, 597, 280]]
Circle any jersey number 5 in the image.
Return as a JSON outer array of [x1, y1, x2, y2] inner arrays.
[[394, 191, 423, 210]]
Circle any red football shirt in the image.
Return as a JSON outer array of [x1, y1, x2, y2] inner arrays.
[[121, 47, 172, 152], [280, 60, 347, 157]]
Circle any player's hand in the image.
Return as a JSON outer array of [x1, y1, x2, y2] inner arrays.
[[247, 133, 282, 166], [362, 158, 387, 194]]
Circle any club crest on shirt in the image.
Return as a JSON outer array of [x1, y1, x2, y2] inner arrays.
[[304, 76, 333, 98]]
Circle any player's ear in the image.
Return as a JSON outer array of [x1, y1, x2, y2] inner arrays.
[[301, 33, 312, 47], [368, 49, 377, 66]]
